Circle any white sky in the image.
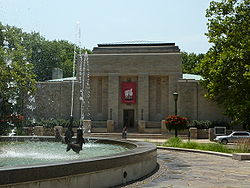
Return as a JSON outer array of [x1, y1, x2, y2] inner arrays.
[[0, 0, 212, 53]]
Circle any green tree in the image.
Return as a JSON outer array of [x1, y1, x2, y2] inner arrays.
[[0, 23, 36, 117], [197, 0, 250, 128], [22, 33, 76, 81], [0, 23, 90, 81], [181, 51, 204, 74]]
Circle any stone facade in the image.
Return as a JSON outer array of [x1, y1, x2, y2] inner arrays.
[[26, 42, 228, 133], [177, 79, 226, 121]]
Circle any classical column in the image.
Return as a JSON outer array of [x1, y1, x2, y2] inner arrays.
[[138, 73, 149, 121], [108, 73, 119, 129]]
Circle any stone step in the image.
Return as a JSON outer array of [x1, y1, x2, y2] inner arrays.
[[91, 128, 107, 133], [89, 132, 187, 139], [144, 128, 161, 134]]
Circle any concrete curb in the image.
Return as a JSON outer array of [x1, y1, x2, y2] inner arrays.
[[157, 146, 232, 158]]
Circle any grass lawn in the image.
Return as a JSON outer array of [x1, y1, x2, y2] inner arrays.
[[161, 137, 250, 153]]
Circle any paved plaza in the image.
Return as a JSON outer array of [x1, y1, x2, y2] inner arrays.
[[125, 149, 250, 188]]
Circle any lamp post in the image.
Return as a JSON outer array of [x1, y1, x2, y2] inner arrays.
[[173, 91, 178, 116], [141, 109, 144, 120], [110, 108, 112, 120], [173, 91, 179, 137]]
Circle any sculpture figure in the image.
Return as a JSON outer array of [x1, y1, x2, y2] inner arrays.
[[54, 117, 85, 154], [66, 128, 85, 154]]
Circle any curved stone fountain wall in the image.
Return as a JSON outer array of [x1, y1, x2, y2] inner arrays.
[[0, 137, 157, 188]]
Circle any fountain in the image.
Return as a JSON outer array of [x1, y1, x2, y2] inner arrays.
[[0, 24, 157, 187], [0, 136, 156, 187]]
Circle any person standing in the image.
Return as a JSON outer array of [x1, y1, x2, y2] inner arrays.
[[122, 125, 128, 139]]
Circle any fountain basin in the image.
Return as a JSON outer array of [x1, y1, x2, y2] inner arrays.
[[0, 136, 157, 188]]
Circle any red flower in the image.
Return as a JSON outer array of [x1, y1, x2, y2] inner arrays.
[[0, 114, 25, 122], [165, 115, 188, 131]]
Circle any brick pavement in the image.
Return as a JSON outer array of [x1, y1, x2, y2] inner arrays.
[[124, 149, 250, 188]]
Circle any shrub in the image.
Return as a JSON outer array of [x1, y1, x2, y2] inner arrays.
[[189, 120, 212, 129], [22, 118, 74, 128], [188, 120, 230, 129], [211, 120, 230, 129], [0, 114, 25, 135], [39, 118, 75, 128], [0, 121, 11, 135]]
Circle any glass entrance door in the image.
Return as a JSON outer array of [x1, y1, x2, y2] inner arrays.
[[123, 109, 134, 129]]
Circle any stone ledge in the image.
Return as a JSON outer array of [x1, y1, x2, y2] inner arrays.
[[232, 153, 250, 160]]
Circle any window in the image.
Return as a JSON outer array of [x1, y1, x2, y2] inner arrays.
[[232, 132, 250, 136]]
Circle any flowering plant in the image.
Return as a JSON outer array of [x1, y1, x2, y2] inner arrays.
[[0, 114, 24, 123], [165, 115, 188, 137]]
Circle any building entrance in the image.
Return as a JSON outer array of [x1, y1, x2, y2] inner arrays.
[[123, 109, 134, 129]]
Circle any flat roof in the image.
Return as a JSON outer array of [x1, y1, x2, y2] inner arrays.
[[182, 74, 203, 80], [46, 74, 202, 82], [93, 41, 179, 54], [98, 41, 175, 47], [47, 77, 76, 82]]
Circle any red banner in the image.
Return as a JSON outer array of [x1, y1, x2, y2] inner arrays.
[[121, 82, 136, 104]]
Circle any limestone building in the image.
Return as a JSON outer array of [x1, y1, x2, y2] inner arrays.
[[30, 42, 226, 133]]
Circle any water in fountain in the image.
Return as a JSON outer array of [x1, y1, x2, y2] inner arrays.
[[0, 141, 131, 168]]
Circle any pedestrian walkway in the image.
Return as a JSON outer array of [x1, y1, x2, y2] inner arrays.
[[124, 149, 250, 188]]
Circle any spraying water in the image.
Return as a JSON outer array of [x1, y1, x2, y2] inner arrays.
[[8, 127, 16, 136], [79, 52, 90, 129], [70, 22, 90, 132], [70, 44, 76, 118]]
